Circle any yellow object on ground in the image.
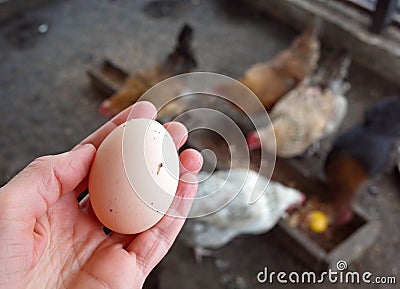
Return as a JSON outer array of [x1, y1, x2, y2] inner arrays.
[[308, 210, 329, 233]]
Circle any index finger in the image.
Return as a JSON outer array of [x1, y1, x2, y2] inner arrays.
[[78, 101, 157, 149]]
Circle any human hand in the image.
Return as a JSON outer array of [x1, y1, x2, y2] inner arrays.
[[0, 101, 203, 289]]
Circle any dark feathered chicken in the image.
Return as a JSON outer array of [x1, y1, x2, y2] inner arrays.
[[325, 97, 400, 224], [99, 24, 197, 117]]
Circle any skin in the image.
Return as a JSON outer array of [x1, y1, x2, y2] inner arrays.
[[0, 101, 203, 289]]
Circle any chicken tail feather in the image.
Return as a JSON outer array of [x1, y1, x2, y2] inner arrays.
[[304, 16, 323, 39], [312, 48, 351, 93], [164, 23, 197, 73]]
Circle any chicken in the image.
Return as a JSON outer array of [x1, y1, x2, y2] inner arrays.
[[99, 24, 197, 117], [325, 97, 400, 225], [247, 49, 351, 157], [229, 20, 320, 111], [180, 169, 304, 261]]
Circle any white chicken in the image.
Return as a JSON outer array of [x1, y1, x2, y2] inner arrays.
[[180, 169, 304, 261]]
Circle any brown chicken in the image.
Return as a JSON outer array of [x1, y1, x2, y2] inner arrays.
[[237, 20, 321, 110], [99, 24, 197, 117], [325, 97, 400, 225]]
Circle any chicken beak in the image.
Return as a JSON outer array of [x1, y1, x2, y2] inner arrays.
[[286, 192, 306, 213], [247, 131, 262, 150]]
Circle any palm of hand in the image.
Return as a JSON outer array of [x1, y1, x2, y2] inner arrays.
[[0, 102, 201, 289], [32, 193, 141, 289]]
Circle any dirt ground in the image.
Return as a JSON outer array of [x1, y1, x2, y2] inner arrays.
[[0, 0, 399, 288]]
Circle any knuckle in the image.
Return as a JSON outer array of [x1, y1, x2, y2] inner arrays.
[[30, 155, 52, 171], [29, 155, 62, 194], [151, 226, 173, 249]]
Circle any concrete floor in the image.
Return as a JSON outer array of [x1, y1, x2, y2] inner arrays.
[[0, 0, 399, 288]]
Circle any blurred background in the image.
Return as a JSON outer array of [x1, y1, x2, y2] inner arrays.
[[0, 0, 399, 288]]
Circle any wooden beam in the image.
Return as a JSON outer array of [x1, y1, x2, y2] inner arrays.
[[370, 0, 398, 33]]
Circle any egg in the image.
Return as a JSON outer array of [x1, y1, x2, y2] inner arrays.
[[88, 118, 179, 234]]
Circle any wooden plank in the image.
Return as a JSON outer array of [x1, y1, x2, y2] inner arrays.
[[370, 0, 398, 33], [327, 207, 381, 269]]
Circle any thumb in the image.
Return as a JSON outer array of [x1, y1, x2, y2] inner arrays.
[[0, 144, 96, 222]]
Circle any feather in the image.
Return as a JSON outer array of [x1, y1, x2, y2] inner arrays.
[[181, 169, 303, 249]]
